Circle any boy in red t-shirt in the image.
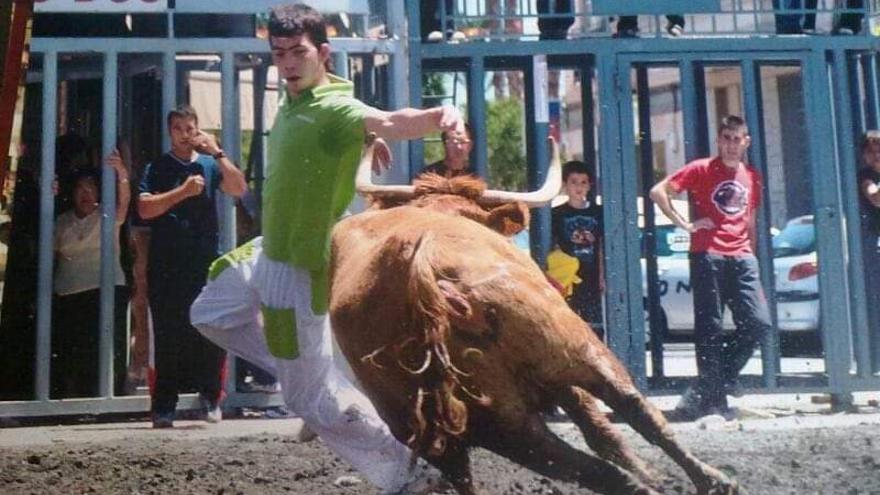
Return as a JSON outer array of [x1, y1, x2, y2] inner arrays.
[[650, 115, 772, 419]]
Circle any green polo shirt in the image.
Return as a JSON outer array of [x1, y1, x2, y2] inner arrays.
[[263, 75, 367, 275]]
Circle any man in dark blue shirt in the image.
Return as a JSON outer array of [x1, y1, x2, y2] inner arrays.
[[138, 105, 247, 428]]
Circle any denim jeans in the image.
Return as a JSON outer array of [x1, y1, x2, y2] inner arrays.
[[689, 253, 772, 410]]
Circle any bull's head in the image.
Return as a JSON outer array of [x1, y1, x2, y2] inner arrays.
[[355, 135, 562, 236]]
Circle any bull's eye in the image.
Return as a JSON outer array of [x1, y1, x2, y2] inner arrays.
[[484, 306, 501, 341]]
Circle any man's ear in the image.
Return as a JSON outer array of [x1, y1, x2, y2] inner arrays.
[[319, 43, 331, 62]]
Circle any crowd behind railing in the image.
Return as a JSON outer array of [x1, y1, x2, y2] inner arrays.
[[419, 0, 878, 41]]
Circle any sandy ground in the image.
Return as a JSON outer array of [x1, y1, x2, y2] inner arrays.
[[2, 403, 880, 495]]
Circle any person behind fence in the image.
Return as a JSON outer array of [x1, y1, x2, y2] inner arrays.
[[650, 115, 772, 420], [418, 123, 478, 179], [857, 130, 880, 369], [190, 4, 465, 493], [834, 0, 864, 35], [51, 150, 131, 398], [773, 0, 818, 34], [551, 161, 605, 339], [138, 105, 247, 428], [616, 14, 685, 37]]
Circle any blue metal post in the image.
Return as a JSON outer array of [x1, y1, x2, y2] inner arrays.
[[385, 0, 410, 185], [467, 56, 488, 178], [219, 52, 238, 253], [525, 55, 551, 269], [864, 53, 880, 131], [162, 51, 176, 151], [741, 58, 780, 389], [808, 50, 856, 392], [36, 51, 58, 402], [849, 54, 866, 138], [580, 62, 596, 167], [407, 0, 425, 180], [99, 51, 119, 397], [636, 65, 666, 380]]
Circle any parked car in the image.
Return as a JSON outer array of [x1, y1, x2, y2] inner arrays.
[[645, 213, 820, 340]]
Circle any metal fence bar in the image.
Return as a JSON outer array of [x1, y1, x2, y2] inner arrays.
[[219, 51, 238, 253], [467, 56, 488, 178], [35, 50, 58, 403], [812, 49, 856, 392], [741, 57, 780, 389], [99, 51, 119, 398]]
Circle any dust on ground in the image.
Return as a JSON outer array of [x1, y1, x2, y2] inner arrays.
[[2, 409, 880, 494]]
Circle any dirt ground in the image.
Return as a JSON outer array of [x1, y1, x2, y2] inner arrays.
[[2, 411, 880, 495]]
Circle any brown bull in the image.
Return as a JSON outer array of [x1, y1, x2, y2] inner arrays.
[[329, 137, 740, 495]]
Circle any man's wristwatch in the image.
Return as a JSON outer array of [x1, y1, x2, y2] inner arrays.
[[212, 150, 226, 160]]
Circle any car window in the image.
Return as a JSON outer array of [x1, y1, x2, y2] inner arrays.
[[772, 219, 815, 257]]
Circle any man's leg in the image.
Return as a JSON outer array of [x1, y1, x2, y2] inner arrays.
[[190, 238, 278, 376], [256, 256, 417, 493], [689, 253, 728, 413], [722, 255, 772, 387]]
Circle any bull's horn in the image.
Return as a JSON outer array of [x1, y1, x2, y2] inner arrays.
[[479, 136, 562, 208], [355, 133, 416, 197]]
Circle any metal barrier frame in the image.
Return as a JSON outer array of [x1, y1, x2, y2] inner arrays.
[[0, 5, 407, 418]]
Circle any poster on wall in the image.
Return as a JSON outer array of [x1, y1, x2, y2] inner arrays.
[[34, 0, 167, 13]]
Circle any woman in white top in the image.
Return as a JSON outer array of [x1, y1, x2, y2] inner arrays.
[[51, 150, 130, 398]]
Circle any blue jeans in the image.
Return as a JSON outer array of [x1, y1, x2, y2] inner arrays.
[[690, 253, 772, 410]]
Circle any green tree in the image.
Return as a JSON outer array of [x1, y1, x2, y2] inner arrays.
[[486, 98, 526, 190]]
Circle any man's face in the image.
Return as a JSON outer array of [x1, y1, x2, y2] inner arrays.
[[169, 116, 198, 152], [717, 127, 750, 165], [270, 34, 329, 96], [563, 172, 590, 202], [443, 129, 472, 170], [864, 142, 880, 170]]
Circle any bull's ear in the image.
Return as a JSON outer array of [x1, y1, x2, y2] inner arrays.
[[486, 202, 530, 236]]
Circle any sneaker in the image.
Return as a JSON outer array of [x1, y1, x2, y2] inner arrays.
[[671, 386, 706, 421], [386, 463, 451, 495], [666, 22, 683, 37], [801, 28, 817, 35], [835, 27, 855, 35], [263, 405, 291, 419], [615, 27, 638, 38], [152, 412, 174, 429], [426, 30, 443, 43], [200, 394, 223, 424]]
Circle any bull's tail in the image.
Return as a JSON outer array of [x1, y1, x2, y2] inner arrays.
[[403, 232, 470, 463]]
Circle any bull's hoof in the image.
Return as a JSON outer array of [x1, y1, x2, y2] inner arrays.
[[698, 476, 742, 495]]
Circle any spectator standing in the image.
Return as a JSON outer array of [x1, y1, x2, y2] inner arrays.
[[551, 161, 604, 339], [419, 124, 478, 179], [773, 0, 818, 34], [857, 130, 880, 370], [650, 115, 772, 419], [138, 105, 247, 428], [617, 15, 685, 37], [51, 150, 131, 398]]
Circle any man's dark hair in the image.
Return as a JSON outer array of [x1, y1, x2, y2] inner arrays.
[[166, 105, 199, 128], [718, 115, 749, 136], [861, 129, 880, 153], [440, 122, 473, 144], [562, 160, 590, 182], [268, 4, 329, 47]]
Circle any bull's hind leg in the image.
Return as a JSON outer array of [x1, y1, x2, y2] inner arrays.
[[587, 375, 740, 495], [480, 414, 660, 495], [559, 386, 659, 487]]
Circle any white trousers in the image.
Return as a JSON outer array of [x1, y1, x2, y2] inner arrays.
[[190, 237, 415, 492]]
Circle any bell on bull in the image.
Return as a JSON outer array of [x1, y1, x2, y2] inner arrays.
[[329, 135, 742, 495]]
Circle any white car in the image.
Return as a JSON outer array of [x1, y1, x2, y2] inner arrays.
[[645, 213, 820, 339]]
